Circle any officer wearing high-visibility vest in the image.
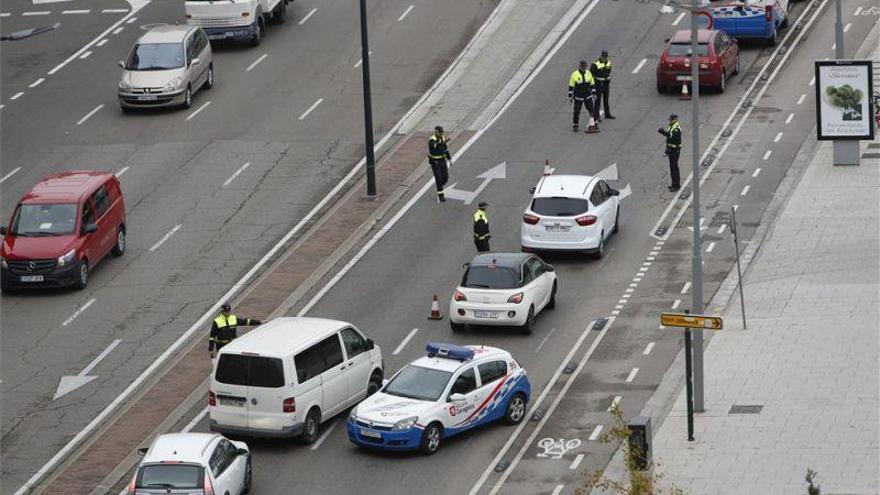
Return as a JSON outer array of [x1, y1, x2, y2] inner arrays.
[[473, 202, 491, 252], [209, 303, 262, 357], [658, 114, 682, 192], [590, 50, 615, 121], [567, 60, 597, 132], [428, 126, 452, 202]]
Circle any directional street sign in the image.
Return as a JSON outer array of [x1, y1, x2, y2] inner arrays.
[[661, 312, 723, 330]]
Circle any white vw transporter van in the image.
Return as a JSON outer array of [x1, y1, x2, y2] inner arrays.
[[185, 0, 291, 46], [209, 317, 384, 443]]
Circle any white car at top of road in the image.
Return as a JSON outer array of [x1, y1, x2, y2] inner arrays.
[[520, 174, 620, 257], [127, 433, 251, 495], [347, 343, 531, 455], [449, 252, 557, 334]]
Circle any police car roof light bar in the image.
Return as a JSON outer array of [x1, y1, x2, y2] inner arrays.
[[426, 342, 474, 362]]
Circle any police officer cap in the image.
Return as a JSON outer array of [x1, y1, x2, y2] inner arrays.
[[579, 60, 588, 66], [478, 201, 489, 208], [434, 125, 444, 133], [601, 50, 608, 57], [221, 303, 232, 312], [669, 113, 678, 120]]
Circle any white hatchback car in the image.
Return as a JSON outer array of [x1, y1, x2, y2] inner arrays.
[[521, 174, 620, 257], [449, 252, 557, 334], [128, 433, 251, 495]]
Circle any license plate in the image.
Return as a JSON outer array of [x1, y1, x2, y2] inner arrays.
[[545, 223, 570, 232], [676, 75, 692, 82], [137, 95, 157, 101], [219, 397, 244, 407], [473, 310, 499, 319], [360, 428, 382, 439], [19, 275, 44, 282]]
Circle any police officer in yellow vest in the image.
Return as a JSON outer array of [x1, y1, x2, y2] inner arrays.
[[473, 202, 491, 252], [209, 303, 262, 357], [567, 60, 598, 132], [658, 114, 682, 192], [590, 51, 615, 121], [428, 126, 452, 202]]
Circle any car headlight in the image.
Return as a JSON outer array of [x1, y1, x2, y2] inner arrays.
[[0, 256, 7, 270], [56, 249, 76, 267], [392, 416, 418, 431], [348, 407, 358, 421], [164, 77, 182, 92], [118, 79, 132, 91]]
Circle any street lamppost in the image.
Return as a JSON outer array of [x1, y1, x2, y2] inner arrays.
[[358, 0, 377, 196]]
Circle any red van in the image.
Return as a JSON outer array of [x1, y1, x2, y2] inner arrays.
[[1, 171, 126, 292]]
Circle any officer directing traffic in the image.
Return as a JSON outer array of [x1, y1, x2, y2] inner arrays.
[[658, 114, 682, 192], [428, 126, 452, 202], [567, 60, 597, 132], [209, 303, 262, 357], [473, 202, 491, 252], [591, 50, 615, 121]]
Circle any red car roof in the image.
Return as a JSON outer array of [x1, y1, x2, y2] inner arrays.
[[20, 170, 113, 204], [670, 29, 715, 44]]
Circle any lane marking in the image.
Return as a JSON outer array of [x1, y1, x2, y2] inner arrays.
[[808, 76, 815, 86], [625, 288, 634, 293], [717, 224, 727, 235], [310, 419, 339, 450], [614, 304, 624, 310], [752, 168, 762, 177], [631, 58, 647, 74], [740, 184, 751, 196], [10, 92, 24, 100], [551, 486, 564, 495], [62, 298, 96, 327], [785, 113, 794, 124], [354, 52, 372, 68], [671, 299, 681, 309], [844, 22, 851, 32], [113, 27, 124, 35], [102, 8, 129, 13], [96, 39, 109, 47], [246, 54, 268, 72], [299, 7, 317, 25], [642, 261, 652, 267], [763, 150, 772, 160], [773, 131, 783, 142], [126, 16, 137, 24], [672, 11, 686, 25], [625, 368, 639, 383], [854, 6, 862, 15], [681, 281, 691, 294], [29, 78, 45, 88], [76, 104, 103, 125], [706, 241, 716, 253], [222, 162, 251, 187], [63, 9, 90, 14], [628, 283, 637, 288], [149, 224, 182, 252], [182, 408, 208, 433], [0, 13, 10, 17], [588, 424, 603, 441], [397, 4, 414, 21], [797, 94, 806, 105], [115, 166, 130, 177], [646, 256, 655, 261], [392, 328, 419, 355], [185, 101, 211, 121], [23, 11, 51, 16], [569, 453, 585, 470], [611, 310, 620, 316], [831, 43, 836, 50], [81, 339, 122, 375], [534, 327, 556, 352], [298, 98, 323, 120], [79, 51, 92, 59], [649, 251, 658, 256], [1, 167, 22, 183], [617, 299, 627, 304], [48, 5, 145, 76], [607, 395, 622, 411], [642, 342, 655, 355]]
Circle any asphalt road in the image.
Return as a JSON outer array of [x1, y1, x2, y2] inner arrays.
[[0, 0, 498, 490], [173, 1, 878, 495]]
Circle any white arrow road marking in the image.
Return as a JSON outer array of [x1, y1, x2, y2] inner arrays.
[[443, 162, 506, 204], [618, 183, 632, 200], [597, 162, 618, 181], [54, 339, 121, 400]]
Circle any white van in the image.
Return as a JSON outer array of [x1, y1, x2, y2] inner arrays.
[[209, 317, 384, 444], [185, 0, 291, 46]]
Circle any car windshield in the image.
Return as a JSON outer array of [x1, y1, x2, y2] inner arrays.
[[531, 197, 590, 216], [11, 204, 77, 236], [667, 42, 709, 57], [137, 464, 202, 489], [462, 266, 519, 289], [383, 365, 452, 402], [126, 43, 185, 70]]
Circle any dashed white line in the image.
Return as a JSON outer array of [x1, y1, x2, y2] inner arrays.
[[614, 304, 624, 310], [610, 309, 620, 316], [628, 283, 637, 288], [96, 39, 109, 47], [393, 328, 419, 355], [550, 485, 564, 495], [397, 4, 414, 21], [706, 241, 716, 253], [246, 54, 268, 72], [752, 168, 762, 178], [102, 8, 129, 13], [299, 7, 317, 25], [10, 92, 24, 100], [625, 368, 639, 383], [182, 408, 208, 433], [854, 6, 862, 15], [76, 104, 103, 125], [63, 9, 90, 14], [569, 453, 585, 470], [534, 327, 556, 352], [588, 424, 603, 441], [844, 22, 851, 32], [831, 43, 836, 50], [672, 11, 686, 25], [797, 94, 806, 105], [625, 288, 634, 293], [23, 11, 51, 16], [30, 78, 45, 88], [115, 166, 130, 177], [223, 162, 251, 187], [185, 101, 211, 121], [126, 16, 137, 24], [785, 113, 794, 125], [638, 267, 648, 273], [607, 395, 622, 411], [740, 185, 751, 196], [649, 251, 658, 256], [773, 132, 783, 143], [298, 98, 323, 120], [808, 76, 815, 86], [642, 342, 655, 355], [763, 150, 773, 160], [622, 294, 631, 299], [149, 224, 182, 252], [681, 281, 691, 294], [717, 224, 727, 235], [1, 167, 22, 183], [79, 51, 92, 59], [310, 419, 339, 450], [631, 58, 647, 74], [0, 13, 10, 17], [632, 277, 641, 283], [62, 298, 96, 327], [671, 299, 681, 309], [112, 27, 124, 35]]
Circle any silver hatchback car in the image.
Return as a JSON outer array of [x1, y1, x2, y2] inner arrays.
[[118, 25, 214, 111]]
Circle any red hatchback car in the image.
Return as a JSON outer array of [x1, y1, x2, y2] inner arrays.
[[1, 171, 126, 292], [656, 29, 739, 94]]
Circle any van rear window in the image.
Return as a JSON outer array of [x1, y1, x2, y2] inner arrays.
[[215, 355, 284, 388]]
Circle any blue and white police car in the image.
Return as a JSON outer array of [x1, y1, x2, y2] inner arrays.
[[709, 0, 790, 45], [347, 343, 531, 455]]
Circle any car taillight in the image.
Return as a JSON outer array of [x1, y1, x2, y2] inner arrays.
[[507, 292, 523, 304], [203, 474, 215, 495], [454, 290, 467, 301], [523, 214, 540, 225], [765, 5, 772, 20], [575, 215, 597, 226], [283, 397, 296, 413], [208, 391, 216, 406], [127, 472, 137, 495]]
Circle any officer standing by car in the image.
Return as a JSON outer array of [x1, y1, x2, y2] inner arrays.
[[473, 202, 491, 252], [591, 50, 615, 121], [428, 126, 452, 202], [567, 60, 597, 131], [658, 114, 682, 192], [209, 303, 262, 358]]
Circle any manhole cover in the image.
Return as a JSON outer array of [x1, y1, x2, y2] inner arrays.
[[678, 188, 691, 200], [563, 361, 577, 374], [593, 318, 607, 331], [531, 409, 544, 421], [655, 226, 667, 236], [729, 404, 763, 414], [494, 460, 510, 473]]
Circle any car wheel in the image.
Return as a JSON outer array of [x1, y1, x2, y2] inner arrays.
[[111, 226, 126, 257], [75, 260, 89, 290], [419, 423, 442, 455], [251, 18, 264, 46], [768, 28, 778, 46], [613, 205, 620, 234], [504, 393, 527, 425], [717, 71, 726, 94], [733, 56, 740, 76], [520, 306, 534, 335], [300, 408, 320, 445], [656, 81, 665, 94], [204, 64, 214, 90], [182, 85, 192, 109], [275, 0, 287, 24], [450, 321, 465, 333], [547, 282, 557, 310], [594, 231, 606, 259], [367, 372, 382, 396], [242, 456, 252, 494]]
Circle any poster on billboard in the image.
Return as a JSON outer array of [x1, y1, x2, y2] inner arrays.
[[814, 60, 875, 140]]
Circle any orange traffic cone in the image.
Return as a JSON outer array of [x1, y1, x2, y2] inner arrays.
[[585, 116, 599, 134], [679, 82, 691, 100], [543, 159, 552, 176], [427, 294, 443, 320]]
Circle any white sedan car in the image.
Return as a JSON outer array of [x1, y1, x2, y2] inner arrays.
[[521, 174, 620, 257], [449, 252, 557, 334]]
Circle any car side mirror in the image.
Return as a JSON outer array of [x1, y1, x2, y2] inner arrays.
[[237, 448, 248, 456], [610, 189, 620, 196], [529, 186, 536, 194], [462, 262, 470, 269], [118, 60, 125, 69], [0, 227, 7, 236], [545, 264, 554, 272], [82, 223, 98, 235], [190, 57, 201, 67], [365, 338, 375, 351], [136, 447, 148, 456], [448, 393, 466, 403]]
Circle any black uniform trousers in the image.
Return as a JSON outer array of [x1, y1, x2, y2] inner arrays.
[[572, 97, 596, 125], [596, 80, 611, 117], [667, 149, 681, 189], [474, 237, 490, 253], [430, 158, 449, 195]]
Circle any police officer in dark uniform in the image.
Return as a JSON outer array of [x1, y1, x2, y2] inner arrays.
[[209, 303, 262, 358], [658, 114, 682, 191], [428, 126, 452, 202], [473, 202, 491, 252], [591, 50, 615, 121], [568, 60, 597, 132]]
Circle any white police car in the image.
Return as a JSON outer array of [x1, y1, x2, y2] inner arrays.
[[347, 343, 531, 455]]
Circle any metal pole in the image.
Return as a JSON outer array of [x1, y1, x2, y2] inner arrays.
[[834, 0, 844, 58], [684, 328, 695, 442], [359, 0, 377, 197], [689, 0, 705, 413], [730, 206, 747, 329]]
